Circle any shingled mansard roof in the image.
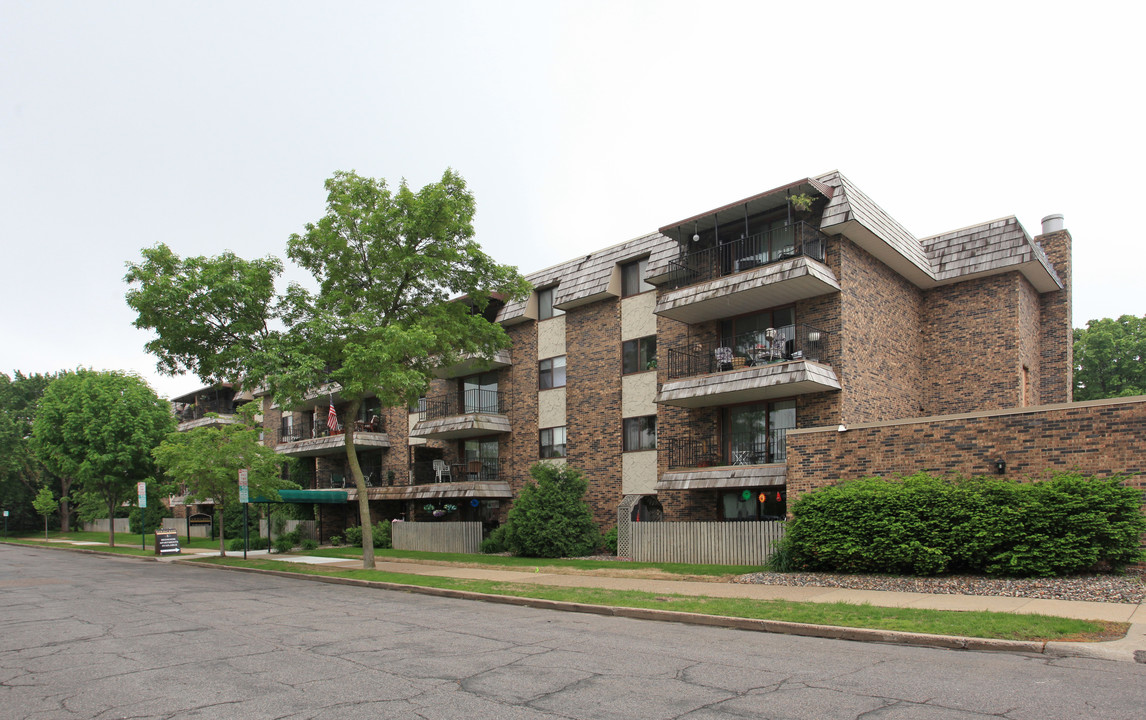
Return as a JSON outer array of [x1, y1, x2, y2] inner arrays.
[[498, 171, 1063, 324]]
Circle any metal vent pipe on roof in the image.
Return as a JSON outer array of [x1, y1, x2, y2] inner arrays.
[[1041, 214, 1064, 234]]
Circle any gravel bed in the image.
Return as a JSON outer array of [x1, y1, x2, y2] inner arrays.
[[732, 567, 1145, 604]]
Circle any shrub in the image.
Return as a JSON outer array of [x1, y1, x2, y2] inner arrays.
[[329, 535, 342, 546], [604, 526, 618, 555], [501, 464, 602, 558], [372, 520, 392, 549], [273, 535, 295, 554], [300, 538, 318, 551], [783, 472, 1146, 577], [481, 525, 508, 554], [226, 536, 269, 551], [343, 526, 363, 547]]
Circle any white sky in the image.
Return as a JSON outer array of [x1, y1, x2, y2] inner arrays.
[[2, 0, 1142, 400]]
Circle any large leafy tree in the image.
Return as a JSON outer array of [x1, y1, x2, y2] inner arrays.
[[1073, 315, 1146, 401], [31, 370, 175, 547], [0, 372, 62, 532], [126, 169, 531, 568], [153, 406, 296, 556]]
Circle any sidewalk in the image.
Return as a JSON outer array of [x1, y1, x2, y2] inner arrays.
[[244, 554, 1146, 663]]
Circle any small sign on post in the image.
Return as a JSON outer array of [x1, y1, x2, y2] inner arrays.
[[137, 482, 147, 508], [155, 528, 181, 555], [238, 469, 249, 504]]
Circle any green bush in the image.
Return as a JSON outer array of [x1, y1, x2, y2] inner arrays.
[[300, 538, 318, 551], [372, 520, 392, 549], [481, 525, 508, 554], [783, 472, 1146, 577], [329, 535, 342, 546], [604, 526, 618, 555], [273, 535, 295, 553], [501, 464, 602, 558], [343, 526, 363, 547], [226, 536, 269, 551]]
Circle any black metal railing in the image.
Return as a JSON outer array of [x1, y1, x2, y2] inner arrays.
[[662, 221, 828, 291], [665, 324, 829, 380], [177, 400, 238, 422], [274, 414, 386, 444], [324, 468, 386, 489], [420, 389, 505, 421], [667, 429, 789, 468], [409, 458, 501, 485]]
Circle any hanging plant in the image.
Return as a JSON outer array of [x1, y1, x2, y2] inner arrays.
[[790, 193, 814, 213]]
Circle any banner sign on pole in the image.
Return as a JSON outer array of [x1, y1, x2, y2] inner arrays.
[[238, 469, 249, 504]]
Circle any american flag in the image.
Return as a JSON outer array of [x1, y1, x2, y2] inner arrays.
[[327, 400, 339, 432]]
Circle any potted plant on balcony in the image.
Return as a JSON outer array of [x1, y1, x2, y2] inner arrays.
[[789, 193, 814, 220]]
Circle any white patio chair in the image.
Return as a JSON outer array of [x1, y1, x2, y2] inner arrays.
[[432, 459, 452, 483]]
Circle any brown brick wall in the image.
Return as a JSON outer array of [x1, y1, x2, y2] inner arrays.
[[787, 397, 1146, 501], [566, 301, 624, 529], [1017, 275, 1041, 406], [1037, 230, 1073, 403], [837, 238, 924, 423]]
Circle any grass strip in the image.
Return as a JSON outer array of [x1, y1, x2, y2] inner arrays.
[[303, 547, 759, 578], [192, 556, 1120, 642]]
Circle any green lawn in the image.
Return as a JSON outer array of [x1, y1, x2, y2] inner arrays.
[[6, 530, 224, 551], [306, 546, 761, 578], [194, 555, 1122, 643]]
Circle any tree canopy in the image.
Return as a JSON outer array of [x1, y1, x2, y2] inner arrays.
[[0, 371, 56, 532], [126, 169, 531, 567], [1073, 315, 1146, 401], [153, 405, 295, 555], [31, 370, 174, 546]]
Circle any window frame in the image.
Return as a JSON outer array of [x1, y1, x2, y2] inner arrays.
[[537, 286, 564, 320], [539, 355, 567, 390], [622, 335, 657, 375], [622, 415, 657, 452], [539, 426, 567, 458], [621, 257, 653, 297]]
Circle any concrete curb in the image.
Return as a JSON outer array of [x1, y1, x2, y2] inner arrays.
[[1, 540, 161, 561], [176, 558, 1053, 657]]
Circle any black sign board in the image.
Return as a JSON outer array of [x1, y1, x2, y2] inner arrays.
[[188, 513, 212, 526], [155, 529, 181, 555]]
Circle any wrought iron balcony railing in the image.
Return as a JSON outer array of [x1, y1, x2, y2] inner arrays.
[[661, 221, 828, 292], [420, 389, 506, 421], [664, 324, 829, 380], [409, 458, 501, 485], [274, 413, 386, 444], [666, 428, 789, 469]]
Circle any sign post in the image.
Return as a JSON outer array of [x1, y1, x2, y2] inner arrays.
[[238, 469, 249, 559], [3, 510, 8, 540], [137, 482, 147, 550]]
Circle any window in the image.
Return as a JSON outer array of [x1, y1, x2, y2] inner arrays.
[[726, 399, 796, 465], [721, 307, 795, 358], [623, 416, 656, 451], [540, 426, 567, 458], [280, 415, 294, 442], [539, 356, 567, 389], [622, 335, 657, 374], [720, 488, 786, 521], [462, 372, 499, 413], [463, 438, 499, 480], [538, 287, 564, 320], [621, 257, 653, 297]]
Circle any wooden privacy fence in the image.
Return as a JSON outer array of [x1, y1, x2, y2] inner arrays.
[[392, 521, 483, 554], [630, 521, 785, 565], [83, 518, 130, 534]]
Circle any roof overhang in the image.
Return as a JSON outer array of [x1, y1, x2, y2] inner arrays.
[[253, 489, 348, 504], [656, 361, 841, 408], [657, 464, 786, 491], [658, 178, 835, 240]]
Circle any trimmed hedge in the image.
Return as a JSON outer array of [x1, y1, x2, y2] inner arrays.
[[783, 473, 1145, 577]]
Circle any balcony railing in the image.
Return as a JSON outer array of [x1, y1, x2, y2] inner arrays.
[[177, 400, 239, 423], [667, 429, 789, 469], [661, 221, 828, 291], [275, 414, 386, 443], [420, 389, 505, 421], [665, 324, 829, 380], [409, 458, 501, 485]]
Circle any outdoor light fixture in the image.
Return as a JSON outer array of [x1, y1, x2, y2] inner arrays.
[[994, 459, 1006, 475], [692, 220, 700, 243]]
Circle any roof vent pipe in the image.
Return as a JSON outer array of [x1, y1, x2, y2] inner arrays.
[[1041, 214, 1064, 234]]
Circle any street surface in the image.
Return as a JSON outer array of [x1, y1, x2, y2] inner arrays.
[[2, 544, 1145, 719]]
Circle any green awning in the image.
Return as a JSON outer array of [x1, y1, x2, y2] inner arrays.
[[251, 490, 348, 504]]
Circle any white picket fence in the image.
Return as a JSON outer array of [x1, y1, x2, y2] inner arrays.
[[83, 518, 130, 533], [630, 521, 785, 565], [392, 521, 483, 554]]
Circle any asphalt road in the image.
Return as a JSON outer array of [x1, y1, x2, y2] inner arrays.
[[2, 545, 1145, 720]]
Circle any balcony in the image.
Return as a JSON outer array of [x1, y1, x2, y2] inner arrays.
[[656, 325, 840, 408], [655, 222, 839, 324], [410, 389, 511, 440], [274, 416, 390, 458], [409, 458, 501, 485], [433, 349, 513, 379], [176, 400, 243, 431], [657, 430, 788, 492]]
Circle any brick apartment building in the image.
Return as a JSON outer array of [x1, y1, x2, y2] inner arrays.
[[252, 169, 1134, 542]]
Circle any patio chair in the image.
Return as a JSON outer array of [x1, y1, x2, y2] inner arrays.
[[432, 459, 452, 483], [714, 346, 733, 371]]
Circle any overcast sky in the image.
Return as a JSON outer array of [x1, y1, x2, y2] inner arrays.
[[2, 1, 1142, 399]]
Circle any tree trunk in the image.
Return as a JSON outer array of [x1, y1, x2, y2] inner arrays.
[[343, 396, 375, 569], [59, 477, 72, 533], [107, 497, 116, 548]]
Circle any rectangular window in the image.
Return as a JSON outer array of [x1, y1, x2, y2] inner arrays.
[[721, 489, 786, 522], [622, 335, 657, 374], [463, 438, 499, 480], [622, 416, 657, 451], [539, 356, 567, 389], [540, 426, 567, 458], [538, 287, 564, 320], [461, 372, 499, 413], [621, 257, 653, 297], [726, 399, 796, 465]]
